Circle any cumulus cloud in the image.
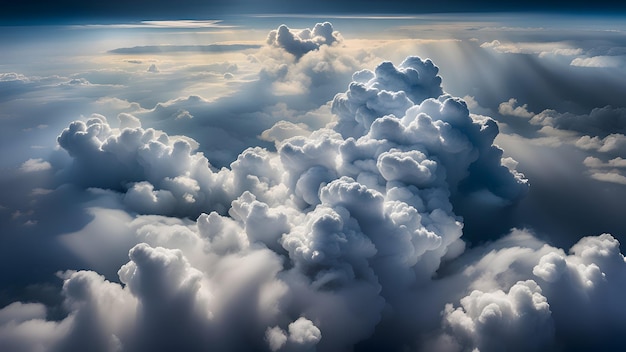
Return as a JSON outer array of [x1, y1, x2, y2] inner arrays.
[[440, 280, 554, 352], [571, 55, 625, 68], [332, 56, 443, 138], [55, 114, 281, 217], [583, 156, 626, 169], [113, 25, 358, 169], [418, 229, 626, 352], [499, 99, 626, 144], [0, 72, 30, 83], [576, 133, 626, 153], [19, 158, 52, 172], [267, 22, 341, 58], [589, 171, 626, 185], [498, 98, 534, 118]]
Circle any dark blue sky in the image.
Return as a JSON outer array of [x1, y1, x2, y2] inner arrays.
[[3, 0, 626, 24]]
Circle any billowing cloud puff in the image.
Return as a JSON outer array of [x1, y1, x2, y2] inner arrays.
[[267, 22, 341, 58], [55, 114, 294, 218], [266, 317, 322, 351], [332, 57, 443, 138], [440, 280, 554, 352]]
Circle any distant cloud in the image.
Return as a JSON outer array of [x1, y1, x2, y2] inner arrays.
[[19, 158, 51, 172], [108, 44, 261, 54], [582, 157, 626, 185], [576, 134, 626, 153], [481, 40, 583, 58], [590, 171, 626, 185], [0, 72, 30, 82], [267, 22, 341, 58], [531, 106, 626, 137], [499, 98, 534, 118], [501, 99, 626, 186], [571, 55, 625, 68], [76, 20, 233, 29], [59, 78, 91, 86], [583, 156, 626, 169]]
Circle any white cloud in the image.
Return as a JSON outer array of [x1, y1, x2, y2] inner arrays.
[[576, 133, 626, 153], [0, 72, 30, 82], [440, 280, 554, 352], [482, 40, 582, 59], [538, 48, 584, 58], [288, 317, 322, 346], [584, 156, 626, 169], [19, 158, 51, 172], [590, 171, 626, 185], [498, 98, 534, 118], [266, 326, 287, 351], [571, 55, 624, 68]]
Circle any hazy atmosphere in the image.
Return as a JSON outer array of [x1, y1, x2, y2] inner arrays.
[[2, 2, 626, 351]]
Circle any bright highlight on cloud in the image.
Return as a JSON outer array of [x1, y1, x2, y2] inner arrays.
[[1, 20, 626, 352]]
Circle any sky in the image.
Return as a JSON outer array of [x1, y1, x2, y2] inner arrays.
[[2, 0, 626, 23], [2, 3, 626, 352]]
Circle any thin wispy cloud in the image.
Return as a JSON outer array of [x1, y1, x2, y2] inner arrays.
[[74, 20, 235, 29]]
